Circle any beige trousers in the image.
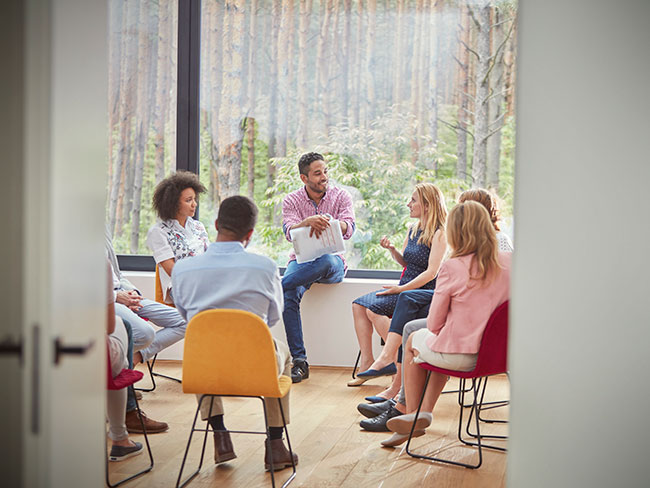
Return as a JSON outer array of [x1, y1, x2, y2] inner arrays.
[[197, 338, 292, 427]]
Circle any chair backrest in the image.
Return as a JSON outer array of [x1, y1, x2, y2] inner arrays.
[[471, 300, 509, 377], [182, 309, 285, 398]]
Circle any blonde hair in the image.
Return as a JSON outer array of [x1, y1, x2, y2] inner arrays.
[[457, 188, 501, 231], [447, 201, 501, 284], [411, 183, 447, 247]]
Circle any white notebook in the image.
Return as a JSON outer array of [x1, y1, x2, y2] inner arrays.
[[290, 219, 346, 264]]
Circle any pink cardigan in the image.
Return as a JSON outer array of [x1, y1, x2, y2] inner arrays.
[[426, 252, 511, 354]]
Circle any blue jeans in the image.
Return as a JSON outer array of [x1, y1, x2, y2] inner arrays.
[[282, 255, 345, 360], [388, 289, 435, 362]]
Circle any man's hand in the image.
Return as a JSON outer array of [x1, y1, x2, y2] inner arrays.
[[116, 290, 143, 311], [303, 214, 331, 238]]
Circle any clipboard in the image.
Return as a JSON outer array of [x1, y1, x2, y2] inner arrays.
[[289, 219, 346, 264]]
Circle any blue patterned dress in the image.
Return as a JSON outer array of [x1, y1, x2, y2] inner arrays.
[[353, 227, 437, 316]]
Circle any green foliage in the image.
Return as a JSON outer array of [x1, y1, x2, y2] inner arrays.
[[255, 110, 470, 270]]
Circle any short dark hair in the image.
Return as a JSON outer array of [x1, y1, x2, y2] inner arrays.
[[217, 195, 258, 239], [298, 152, 325, 176], [152, 171, 206, 221]]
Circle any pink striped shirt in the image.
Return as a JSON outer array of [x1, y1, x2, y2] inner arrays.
[[282, 185, 356, 267]]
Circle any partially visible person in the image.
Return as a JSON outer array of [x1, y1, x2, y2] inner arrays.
[[281, 152, 356, 383], [172, 195, 298, 471], [106, 261, 143, 461], [357, 186, 513, 415], [458, 188, 512, 252], [381, 201, 511, 446], [350, 183, 447, 398], [146, 171, 210, 304]]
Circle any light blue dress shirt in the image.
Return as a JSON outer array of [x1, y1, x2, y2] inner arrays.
[[171, 241, 284, 327]]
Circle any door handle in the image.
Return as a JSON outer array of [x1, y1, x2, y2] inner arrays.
[[53, 337, 95, 365], [0, 336, 22, 364]]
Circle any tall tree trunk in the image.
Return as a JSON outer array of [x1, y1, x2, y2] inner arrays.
[[456, 2, 471, 181], [296, 0, 312, 147], [109, 0, 137, 237], [410, 0, 424, 164], [107, 0, 124, 195], [245, 0, 259, 198], [504, 14, 517, 118], [341, 0, 352, 124], [392, 0, 405, 109], [267, 0, 281, 189], [276, 0, 293, 157], [315, 0, 333, 135], [363, 0, 376, 123], [486, 5, 506, 190], [471, 0, 491, 188], [208, 0, 224, 204], [218, 0, 246, 201], [352, 0, 363, 127], [130, 0, 154, 253], [153, 0, 171, 185]]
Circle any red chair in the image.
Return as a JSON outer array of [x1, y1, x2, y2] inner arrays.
[[404, 300, 509, 469], [106, 345, 154, 487]]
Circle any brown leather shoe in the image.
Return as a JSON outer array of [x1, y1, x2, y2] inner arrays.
[[213, 431, 237, 464], [125, 409, 169, 434], [264, 438, 298, 472]]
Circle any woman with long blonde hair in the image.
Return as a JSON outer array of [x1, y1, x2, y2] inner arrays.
[[378, 201, 511, 446], [350, 183, 447, 397]]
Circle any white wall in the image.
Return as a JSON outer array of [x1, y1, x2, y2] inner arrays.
[[126, 272, 396, 366], [508, 1, 650, 487]]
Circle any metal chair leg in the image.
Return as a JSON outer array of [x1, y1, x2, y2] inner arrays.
[[176, 395, 213, 488], [352, 350, 361, 379], [106, 386, 154, 487]]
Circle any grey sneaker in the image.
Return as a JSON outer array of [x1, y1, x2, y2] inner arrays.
[[109, 441, 143, 462], [360, 406, 402, 432]]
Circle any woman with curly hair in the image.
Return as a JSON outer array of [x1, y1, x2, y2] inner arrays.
[[146, 171, 209, 303], [457, 188, 512, 252]]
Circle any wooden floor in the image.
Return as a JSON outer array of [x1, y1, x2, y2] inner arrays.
[[108, 363, 509, 488]]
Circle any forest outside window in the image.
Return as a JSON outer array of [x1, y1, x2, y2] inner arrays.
[[197, 0, 517, 270], [106, 0, 180, 255]]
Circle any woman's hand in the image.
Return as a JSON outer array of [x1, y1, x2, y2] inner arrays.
[[376, 284, 402, 296], [380, 236, 395, 251]]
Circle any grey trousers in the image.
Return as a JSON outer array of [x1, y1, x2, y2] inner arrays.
[[115, 297, 186, 361], [198, 339, 292, 428], [396, 319, 428, 406]]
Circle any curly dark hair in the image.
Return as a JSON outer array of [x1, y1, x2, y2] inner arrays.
[[152, 171, 207, 221], [217, 195, 258, 239], [298, 152, 325, 176]]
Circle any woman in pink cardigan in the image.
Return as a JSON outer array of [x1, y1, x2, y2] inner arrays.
[[382, 200, 511, 446]]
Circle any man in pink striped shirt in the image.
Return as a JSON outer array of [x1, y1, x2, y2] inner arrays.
[[282, 152, 356, 383]]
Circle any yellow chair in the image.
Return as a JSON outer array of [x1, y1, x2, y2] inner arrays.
[[154, 264, 173, 306], [176, 309, 296, 488]]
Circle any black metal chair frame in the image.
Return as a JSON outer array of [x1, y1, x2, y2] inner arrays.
[[105, 385, 154, 487], [404, 373, 506, 470], [176, 394, 296, 488], [135, 353, 182, 392]]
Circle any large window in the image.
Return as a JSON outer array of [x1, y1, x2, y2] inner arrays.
[[197, 0, 516, 269], [107, 0, 517, 270], [106, 0, 179, 254]]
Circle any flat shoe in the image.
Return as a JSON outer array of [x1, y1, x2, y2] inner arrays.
[[365, 395, 389, 403], [356, 363, 397, 378], [386, 412, 433, 434], [347, 376, 370, 387], [360, 405, 402, 432], [380, 429, 425, 447], [357, 399, 395, 418]]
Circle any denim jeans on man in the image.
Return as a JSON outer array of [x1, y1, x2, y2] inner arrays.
[[282, 254, 345, 360]]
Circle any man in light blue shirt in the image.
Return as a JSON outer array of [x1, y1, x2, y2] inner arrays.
[[172, 195, 298, 472]]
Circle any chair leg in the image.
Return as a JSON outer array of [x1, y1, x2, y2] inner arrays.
[[277, 398, 297, 488], [463, 378, 508, 447], [176, 395, 213, 488], [352, 350, 361, 379], [476, 376, 509, 423], [105, 386, 154, 487], [405, 374, 484, 469], [151, 354, 182, 384], [134, 357, 157, 392]]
